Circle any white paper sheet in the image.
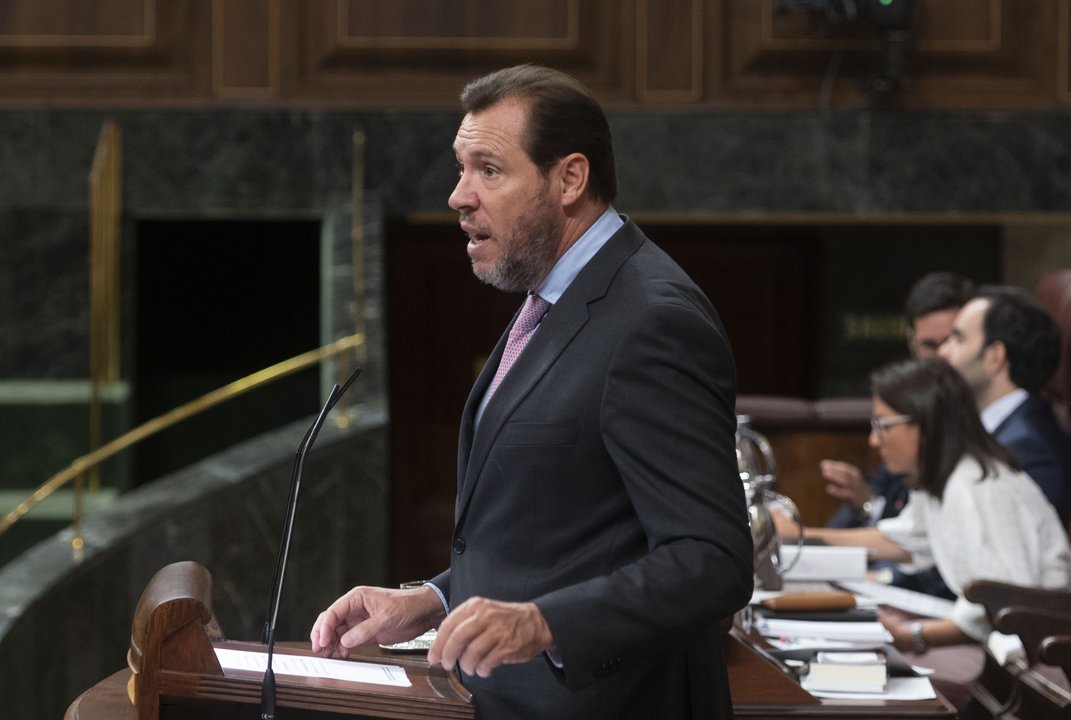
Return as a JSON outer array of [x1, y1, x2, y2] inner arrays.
[[214, 648, 411, 687], [803, 675, 937, 700], [782, 545, 868, 581], [835, 579, 956, 619], [755, 617, 893, 643]]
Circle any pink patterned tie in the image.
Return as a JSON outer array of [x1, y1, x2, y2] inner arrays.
[[486, 294, 551, 399]]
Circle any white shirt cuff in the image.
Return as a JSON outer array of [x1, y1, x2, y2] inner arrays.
[[424, 582, 449, 614]]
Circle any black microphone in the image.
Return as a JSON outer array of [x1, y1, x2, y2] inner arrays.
[[260, 366, 361, 720]]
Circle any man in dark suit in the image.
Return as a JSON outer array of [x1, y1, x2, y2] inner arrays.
[[940, 288, 1071, 523], [311, 65, 753, 719]]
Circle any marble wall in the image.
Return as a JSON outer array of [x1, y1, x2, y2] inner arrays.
[[4, 108, 1071, 383], [3, 105, 1071, 514], [0, 404, 388, 720], [3, 105, 1071, 719]]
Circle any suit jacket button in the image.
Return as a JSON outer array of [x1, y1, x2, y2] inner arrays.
[[453, 537, 466, 554]]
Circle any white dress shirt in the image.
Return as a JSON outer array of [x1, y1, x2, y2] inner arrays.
[[878, 455, 1071, 640]]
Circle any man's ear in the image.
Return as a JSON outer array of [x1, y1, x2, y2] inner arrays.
[[983, 340, 1009, 376], [557, 152, 590, 208]]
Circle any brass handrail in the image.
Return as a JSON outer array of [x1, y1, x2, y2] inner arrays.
[[0, 333, 364, 541]]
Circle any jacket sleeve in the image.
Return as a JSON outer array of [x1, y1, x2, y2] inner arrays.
[[534, 301, 753, 691]]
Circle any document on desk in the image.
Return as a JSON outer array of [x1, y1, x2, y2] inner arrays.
[[755, 617, 893, 643], [835, 579, 956, 619], [214, 648, 412, 687], [803, 675, 937, 701]]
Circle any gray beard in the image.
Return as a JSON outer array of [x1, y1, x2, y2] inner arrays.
[[473, 199, 562, 293]]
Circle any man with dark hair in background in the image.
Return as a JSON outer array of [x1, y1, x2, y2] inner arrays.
[[940, 287, 1071, 523]]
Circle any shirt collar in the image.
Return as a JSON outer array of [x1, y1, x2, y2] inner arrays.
[[535, 207, 623, 304], [980, 387, 1029, 433]]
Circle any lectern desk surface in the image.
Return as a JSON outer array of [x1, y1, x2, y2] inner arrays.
[[67, 642, 471, 720], [70, 635, 958, 720]]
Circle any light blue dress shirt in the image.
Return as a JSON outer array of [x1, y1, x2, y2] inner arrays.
[[472, 208, 623, 426]]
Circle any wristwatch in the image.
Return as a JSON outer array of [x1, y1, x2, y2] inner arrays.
[[910, 621, 929, 655]]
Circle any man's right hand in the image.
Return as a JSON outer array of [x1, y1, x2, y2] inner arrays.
[[820, 459, 873, 511], [310, 585, 446, 658]]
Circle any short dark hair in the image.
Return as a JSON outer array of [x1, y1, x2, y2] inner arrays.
[[872, 358, 1015, 499], [974, 286, 1061, 394], [459, 64, 618, 204], [903, 272, 975, 324]]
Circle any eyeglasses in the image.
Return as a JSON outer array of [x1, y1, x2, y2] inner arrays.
[[869, 414, 915, 439]]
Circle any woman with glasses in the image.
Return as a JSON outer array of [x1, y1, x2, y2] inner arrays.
[[791, 357, 1071, 653]]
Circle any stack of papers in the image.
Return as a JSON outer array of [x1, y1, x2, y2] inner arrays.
[[749, 585, 940, 702], [803, 651, 887, 693], [755, 616, 893, 644]]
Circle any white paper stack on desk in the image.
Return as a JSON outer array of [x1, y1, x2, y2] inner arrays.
[[802, 651, 888, 693], [748, 589, 937, 701], [753, 589, 893, 646]]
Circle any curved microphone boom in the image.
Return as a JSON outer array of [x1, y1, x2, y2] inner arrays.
[[260, 366, 361, 720]]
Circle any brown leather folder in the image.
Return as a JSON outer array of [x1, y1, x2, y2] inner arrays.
[[760, 590, 856, 612]]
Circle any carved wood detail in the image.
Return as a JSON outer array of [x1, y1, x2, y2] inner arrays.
[[212, 0, 280, 99], [636, 0, 704, 102], [283, 0, 622, 108], [720, 0, 1059, 108], [0, 0, 211, 103], [0, 0, 1067, 108]]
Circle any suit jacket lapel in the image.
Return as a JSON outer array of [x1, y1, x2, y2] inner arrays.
[[454, 221, 646, 523]]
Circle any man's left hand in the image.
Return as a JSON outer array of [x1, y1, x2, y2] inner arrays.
[[426, 597, 554, 678]]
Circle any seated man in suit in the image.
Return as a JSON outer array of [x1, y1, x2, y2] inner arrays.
[[825, 271, 976, 530], [939, 287, 1071, 524]]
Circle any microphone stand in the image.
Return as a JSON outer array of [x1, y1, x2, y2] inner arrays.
[[260, 366, 361, 720]]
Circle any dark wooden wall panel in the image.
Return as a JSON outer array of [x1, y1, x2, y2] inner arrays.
[[0, 0, 211, 103], [718, 0, 1060, 108], [0, 0, 151, 39], [636, 0, 703, 102], [0, 0, 1067, 109], [283, 0, 626, 107], [1063, 1, 1071, 103], [213, 0, 278, 99]]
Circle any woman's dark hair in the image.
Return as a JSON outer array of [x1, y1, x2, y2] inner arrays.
[[871, 358, 1016, 499], [459, 64, 618, 204]]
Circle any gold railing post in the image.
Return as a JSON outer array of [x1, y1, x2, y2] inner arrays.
[[86, 120, 122, 558]]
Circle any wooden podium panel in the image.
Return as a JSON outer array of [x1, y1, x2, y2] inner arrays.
[[66, 663, 468, 720], [118, 561, 471, 720]]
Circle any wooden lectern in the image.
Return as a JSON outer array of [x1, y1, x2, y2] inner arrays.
[[116, 561, 473, 720], [68, 562, 957, 720]]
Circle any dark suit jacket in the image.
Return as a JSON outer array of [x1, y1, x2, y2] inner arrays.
[[430, 220, 754, 719], [993, 394, 1071, 524]]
